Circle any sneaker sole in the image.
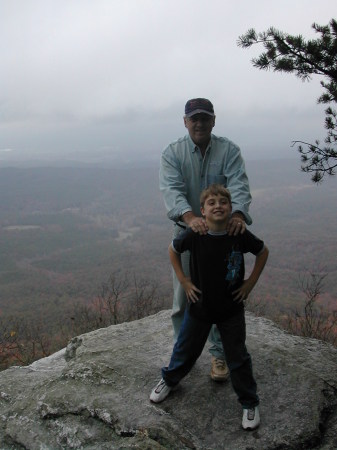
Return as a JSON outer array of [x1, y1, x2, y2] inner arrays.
[[242, 423, 260, 431], [150, 395, 169, 404]]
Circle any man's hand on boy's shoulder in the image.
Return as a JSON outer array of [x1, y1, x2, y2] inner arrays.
[[182, 211, 208, 235], [226, 212, 246, 236]]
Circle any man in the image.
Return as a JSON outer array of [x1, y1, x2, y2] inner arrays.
[[159, 98, 252, 381]]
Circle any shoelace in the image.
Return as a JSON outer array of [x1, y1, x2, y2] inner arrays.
[[155, 380, 166, 392], [214, 359, 226, 369], [247, 408, 255, 420]]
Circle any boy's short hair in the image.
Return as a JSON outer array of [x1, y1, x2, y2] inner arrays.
[[200, 184, 232, 207]]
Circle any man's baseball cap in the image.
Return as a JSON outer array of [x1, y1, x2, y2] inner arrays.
[[184, 98, 215, 117]]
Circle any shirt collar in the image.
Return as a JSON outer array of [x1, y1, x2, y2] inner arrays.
[[207, 230, 228, 236], [188, 134, 213, 153]]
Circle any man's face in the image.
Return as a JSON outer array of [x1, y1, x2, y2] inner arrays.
[[184, 113, 215, 148]]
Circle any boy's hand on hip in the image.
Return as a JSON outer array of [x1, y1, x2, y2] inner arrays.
[[232, 280, 254, 303], [181, 278, 202, 303]]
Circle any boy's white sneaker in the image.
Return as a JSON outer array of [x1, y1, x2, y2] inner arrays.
[[150, 378, 172, 403], [242, 406, 260, 430]]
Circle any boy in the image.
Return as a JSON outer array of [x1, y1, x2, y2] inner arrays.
[[150, 184, 268, 431]]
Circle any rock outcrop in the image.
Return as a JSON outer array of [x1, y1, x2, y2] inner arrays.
[[0, 310, 337, 449]]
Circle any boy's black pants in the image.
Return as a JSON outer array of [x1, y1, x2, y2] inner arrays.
[[162, 309, 259, 408]]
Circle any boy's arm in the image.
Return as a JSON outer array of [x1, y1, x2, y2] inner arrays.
[[168, 244, 201, 303], [233, 246, 269, 303]]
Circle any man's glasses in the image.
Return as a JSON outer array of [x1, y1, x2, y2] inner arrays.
[[187, 114, 214, 123]]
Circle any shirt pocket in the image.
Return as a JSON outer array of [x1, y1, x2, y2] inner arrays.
[[206, 174, 227, 187]]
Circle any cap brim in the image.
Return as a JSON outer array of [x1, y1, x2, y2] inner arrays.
[[185, 109, 215, 117]]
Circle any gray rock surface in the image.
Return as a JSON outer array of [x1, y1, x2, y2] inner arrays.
[[0, 310, 336, 449]]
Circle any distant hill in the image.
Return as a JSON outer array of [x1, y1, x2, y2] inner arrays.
[[0, 159, 336, 328]]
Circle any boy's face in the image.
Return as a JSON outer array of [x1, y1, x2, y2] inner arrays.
[[200, 194, 232, 225]]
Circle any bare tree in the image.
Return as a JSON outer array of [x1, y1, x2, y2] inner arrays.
[[65, 271, 163, 338], [67, 302, 103, 336], [280, 270, 337, 345], [0, 316, 53, 369], [0, 271, 169, 371], [132, 273, 160, 319], [96, 271, 130, 326]]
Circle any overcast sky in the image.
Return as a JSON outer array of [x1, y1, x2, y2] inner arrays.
[[1, 0, 335, 165]]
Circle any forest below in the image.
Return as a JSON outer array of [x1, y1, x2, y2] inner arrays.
[[0, 158, 336, 367]]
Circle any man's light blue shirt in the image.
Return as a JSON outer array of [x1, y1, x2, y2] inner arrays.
[[159, 134, 252, 225]]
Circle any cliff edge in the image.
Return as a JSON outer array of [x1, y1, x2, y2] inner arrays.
[[0, 310, 336, 449]]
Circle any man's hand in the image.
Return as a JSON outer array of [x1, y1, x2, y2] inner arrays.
[[189, 217, 208, 235], [181, 278, 202, 303], [226, 212, 246, 236], [182, 211, 208, 235]]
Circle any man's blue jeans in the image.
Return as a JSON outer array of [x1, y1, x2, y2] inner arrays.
[[162, 308, 259, 409], [171, 226, 226, 360]]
